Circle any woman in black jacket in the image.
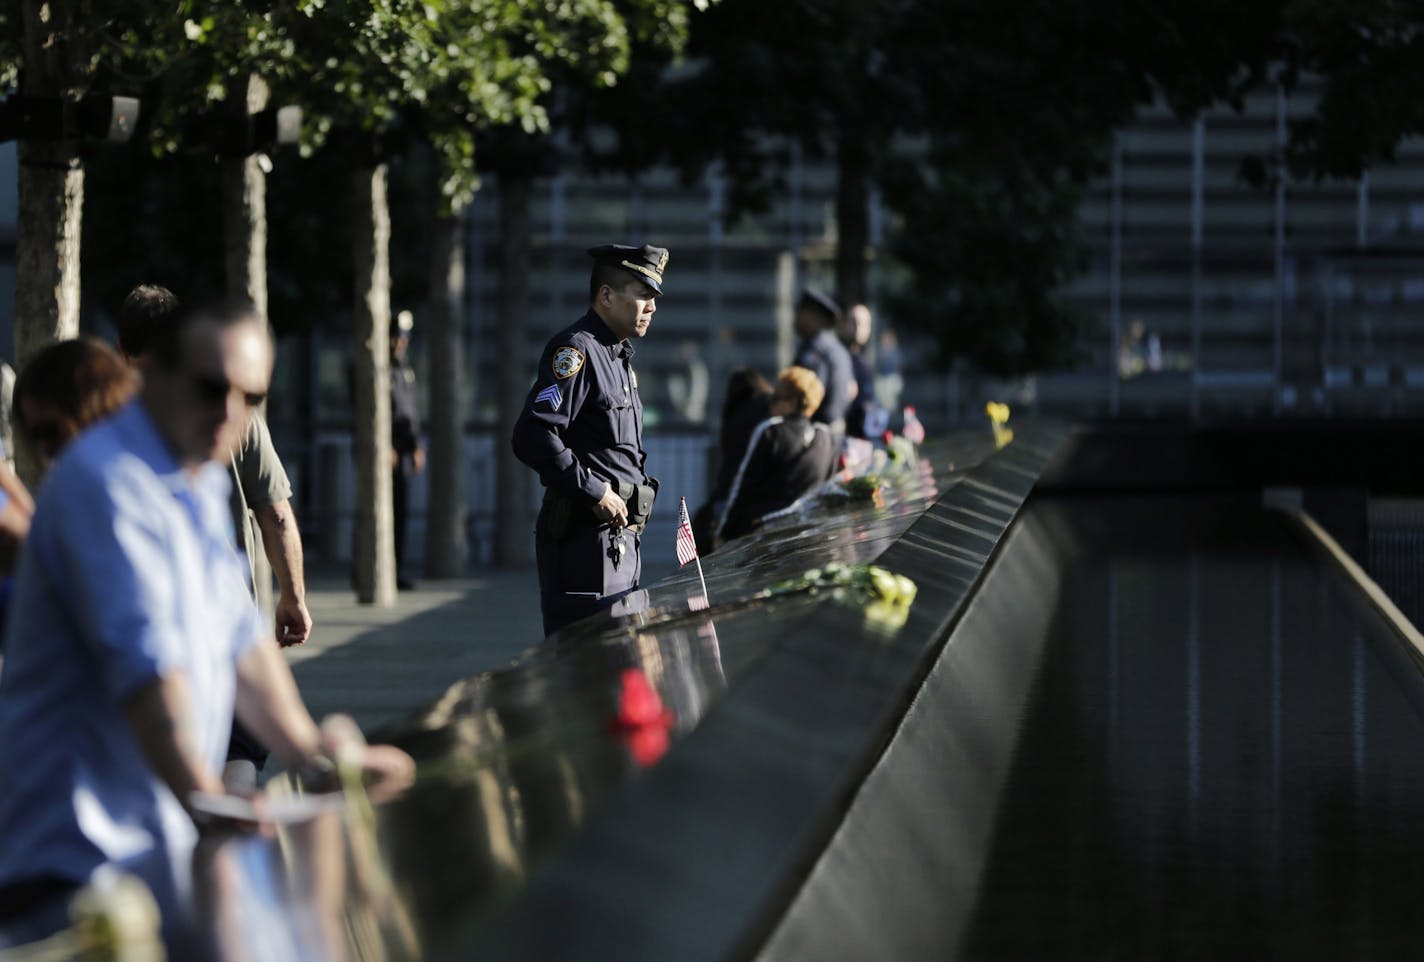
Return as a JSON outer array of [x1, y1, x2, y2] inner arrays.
[[715, 366, 836, 545]]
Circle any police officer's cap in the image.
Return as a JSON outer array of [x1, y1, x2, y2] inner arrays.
[[587, 243, 669, 295], [798, 287, 841, 321], [391, 309, 414, 336]]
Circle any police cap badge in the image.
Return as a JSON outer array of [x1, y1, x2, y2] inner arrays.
[[587, 243, 669, 295]]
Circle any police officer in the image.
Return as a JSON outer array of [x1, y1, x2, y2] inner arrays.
[[793, 287, 855, 439], [390, 309, 425, 590], [512, 243, 666, 635]]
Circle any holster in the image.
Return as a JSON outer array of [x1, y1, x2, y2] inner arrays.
[[542, 478, 657, 539], [615, 479, 658, 528]]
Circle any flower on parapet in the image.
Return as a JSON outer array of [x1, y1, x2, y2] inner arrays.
[[610, 669, 676, 768]]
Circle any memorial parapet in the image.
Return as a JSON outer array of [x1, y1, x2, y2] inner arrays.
[[75, 421, 1067, 962], [368, 423, 1069, 961]]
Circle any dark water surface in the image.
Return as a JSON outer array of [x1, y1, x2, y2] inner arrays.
[[760, 493, 1424, 961], [963, 496, 1424, 960]]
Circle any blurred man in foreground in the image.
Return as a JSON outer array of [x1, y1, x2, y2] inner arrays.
[[0, 301, 413, 952]]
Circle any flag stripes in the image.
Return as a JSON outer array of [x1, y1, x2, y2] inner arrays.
[[676, 497, 699, 567]]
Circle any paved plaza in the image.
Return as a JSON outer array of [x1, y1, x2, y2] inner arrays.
[[288, 568, 545, 735]]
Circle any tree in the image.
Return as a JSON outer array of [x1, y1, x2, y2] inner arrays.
[[654, 0, 918, 309], [1270, 2, 1424, 181], [4, 2, 154, 481], [12, 0, 85, 374], [883, 149, 1096, 378], [485, 132, 554, 569], [878, 0, 1136, 377], [877, 0, 1281, 375], [163, 7, 302, 315], [263, 0, 459, 604], [422, 169, 468, 578], [651, 0, 1288, 375]]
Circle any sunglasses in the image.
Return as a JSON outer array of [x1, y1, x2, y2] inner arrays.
[[190, 371, 266, 409]]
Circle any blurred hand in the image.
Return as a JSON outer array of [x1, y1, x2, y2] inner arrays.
[[187, 789, 272, 836], [412, 447, 426, 474], [355, 744, 417, 803], [320, 714, 415, 804], [275, 596, 313, 647]]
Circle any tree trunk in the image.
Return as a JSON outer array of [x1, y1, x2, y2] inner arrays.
[[14, 155, 82, 368], [221, 74, 276, 616], [834, 129, 872, 310], [494, 171, 534, 567], [352, 164, 397, 606], [221, 75, 270, 319], [424, 197, 468, 578], [14, 0, 85, 486]]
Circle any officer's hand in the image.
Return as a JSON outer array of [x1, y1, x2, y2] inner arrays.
[[412, 446, 426, 474], [593, 486, 629, 527]]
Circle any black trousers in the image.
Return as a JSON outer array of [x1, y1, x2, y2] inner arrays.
[[535, 514, 641, 636], [393, 466, 410, 575], [226, 716, 269, 767]]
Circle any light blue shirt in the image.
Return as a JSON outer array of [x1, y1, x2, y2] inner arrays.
[[0, 399, 263, 928]]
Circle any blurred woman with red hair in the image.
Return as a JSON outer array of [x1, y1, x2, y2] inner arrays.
[[13, 336, 139, 473]]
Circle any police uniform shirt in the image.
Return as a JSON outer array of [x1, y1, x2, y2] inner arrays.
[[391, 359, 421, 461], [512, 310, 648, 502], [794, 328, 855, 427]]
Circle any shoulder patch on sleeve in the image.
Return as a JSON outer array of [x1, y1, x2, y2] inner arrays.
[[535, 383, 563, 411], [552, 346, 585, 379]]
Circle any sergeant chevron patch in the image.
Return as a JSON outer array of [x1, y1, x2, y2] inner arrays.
[[535, 383, 563, 411]]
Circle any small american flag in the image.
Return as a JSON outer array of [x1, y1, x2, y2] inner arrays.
[[675, 497, 699, 567]]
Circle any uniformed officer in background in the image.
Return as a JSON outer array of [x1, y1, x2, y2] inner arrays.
[[390, 309, 425, 591], [512, 243, 666, 635], [792, 287, 855, 440]]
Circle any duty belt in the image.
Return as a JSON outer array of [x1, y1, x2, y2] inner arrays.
[[540, 480, 658, 539], [614, 480, 657, 528]]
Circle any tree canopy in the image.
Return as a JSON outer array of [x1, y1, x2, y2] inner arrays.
[[642, 0, 1424, 376], [11, 0, 1424, 376]]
